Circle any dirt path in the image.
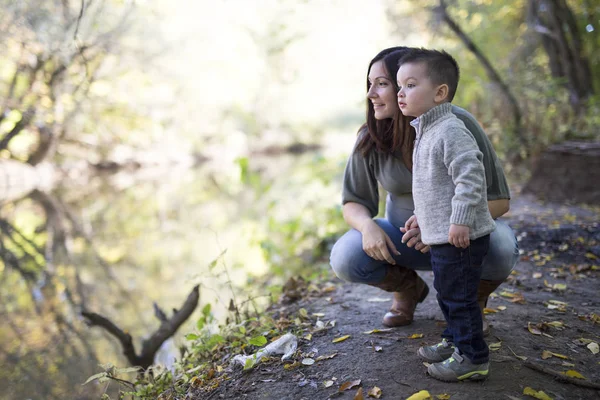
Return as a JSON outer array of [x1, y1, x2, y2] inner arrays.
[[202, 194, 600, 400]]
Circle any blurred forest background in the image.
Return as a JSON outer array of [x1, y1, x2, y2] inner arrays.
[[0, 0, 598, 398]]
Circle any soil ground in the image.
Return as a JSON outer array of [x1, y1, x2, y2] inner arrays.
[[198, 194, 600, 400]]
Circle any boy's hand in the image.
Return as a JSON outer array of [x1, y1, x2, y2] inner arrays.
[[449, 224, 470, 248]]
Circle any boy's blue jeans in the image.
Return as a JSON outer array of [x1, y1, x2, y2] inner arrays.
[[430, 234, 490, 364]]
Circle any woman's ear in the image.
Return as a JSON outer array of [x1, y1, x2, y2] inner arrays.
[[434, 84, 449, 103]]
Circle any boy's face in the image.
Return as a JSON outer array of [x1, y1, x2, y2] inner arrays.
[[396, 62, 446, 118]]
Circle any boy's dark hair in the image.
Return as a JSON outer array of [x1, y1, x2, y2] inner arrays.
[[398, 48, 460, 102]]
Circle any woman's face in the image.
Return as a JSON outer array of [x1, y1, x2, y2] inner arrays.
[[367, 60, 398, 120]]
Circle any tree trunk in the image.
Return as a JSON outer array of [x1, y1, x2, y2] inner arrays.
[[434, 0, 524, 145], [524, 141, 600, 204], [527, 0, 594, 114]]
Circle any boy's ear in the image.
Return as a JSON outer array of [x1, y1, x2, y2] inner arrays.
[[434, 84, 449, 103]]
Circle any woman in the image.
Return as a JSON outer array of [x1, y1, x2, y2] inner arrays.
[[329, 47, 519, 334]]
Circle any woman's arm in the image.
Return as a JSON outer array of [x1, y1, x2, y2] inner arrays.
[[488, 199, 510, 219], [343, 202, 399, 264]]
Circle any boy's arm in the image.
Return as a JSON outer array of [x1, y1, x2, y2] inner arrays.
[[440, 126, 486, 229]]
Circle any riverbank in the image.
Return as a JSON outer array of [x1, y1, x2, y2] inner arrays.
[[179, 194, 600, 400]]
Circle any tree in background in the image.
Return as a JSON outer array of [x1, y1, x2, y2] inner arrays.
[[387, 0, 599, 161], [0, 0, 162, 165]]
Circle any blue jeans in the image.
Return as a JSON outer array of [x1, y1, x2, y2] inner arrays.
[[430, 235, 490, 364], [329, 218, 518, 284]]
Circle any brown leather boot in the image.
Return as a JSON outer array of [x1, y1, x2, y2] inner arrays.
[[477, 279, 504, 336], [370, 266, 429, 327]]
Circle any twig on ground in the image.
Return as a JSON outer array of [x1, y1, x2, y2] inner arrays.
[[523, 361, 600, 390]]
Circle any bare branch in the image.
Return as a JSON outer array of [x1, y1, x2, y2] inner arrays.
[[74, 0, 86, 40], [82, 285, 200, 369]]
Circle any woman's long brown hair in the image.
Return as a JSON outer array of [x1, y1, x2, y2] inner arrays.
[[355, 47, 416, 171]]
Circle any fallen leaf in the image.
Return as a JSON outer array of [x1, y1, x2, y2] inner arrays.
[[489, 342, 502, 351], [408, 333, 424, 339], [312, 313, 325, 317], [354, 387, 364, 400], [368, 386, 382, 398], [367, 297, 390, 302], [500, 290, 516, 298], [549, 352, 569, 359], [374, 346, 383, 352], [523, 386, 553, 400], [284, 361, 300, 370], [585, 252, 597, 260], [436, 395, 451, 400], [423, 362, 431, 367], [406, 390, 432, 400], [544, 321, 565, 329], [497, 306, 507, 311], [315, 353, 338, 362], [332, 335, 351, 343], [552, 283, 567, 291], [561, 362, 575, 367], [298, 308, 309, 319], [563, 370, 586, 379], [541, 350, 552, 360], [324, 380, 334, 388], [548, 300, 568, 305], [301, 358, 315, 365], [483, 308, 498, 314], [363, 328, 393, 334], [532, 272, 543, 279], [304, 333, 312, 341], [528, 322, 542, 335], [587, 342, 599, 354], [339, 379, 361, 392]]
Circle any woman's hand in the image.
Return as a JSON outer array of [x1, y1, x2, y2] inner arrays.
[[448, 224, 470, 248], [360, 219, 400, 264], [400, 215, 430, 253]]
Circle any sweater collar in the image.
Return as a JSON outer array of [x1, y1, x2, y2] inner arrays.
[[409, 103, 453, 135]]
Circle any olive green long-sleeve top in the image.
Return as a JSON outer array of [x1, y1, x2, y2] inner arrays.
[[341, 105, 509, 229]]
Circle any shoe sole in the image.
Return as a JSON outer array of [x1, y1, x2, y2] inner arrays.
[[427, 365, 489, 382]]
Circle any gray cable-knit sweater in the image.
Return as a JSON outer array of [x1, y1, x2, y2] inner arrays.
[[410, 103, 496, 245]]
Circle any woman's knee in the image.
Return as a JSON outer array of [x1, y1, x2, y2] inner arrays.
[[482, 220, 519, 281], [329, 231, 363, 282]]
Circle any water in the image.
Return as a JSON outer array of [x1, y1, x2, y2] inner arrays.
[[0, 151, 347, 399]]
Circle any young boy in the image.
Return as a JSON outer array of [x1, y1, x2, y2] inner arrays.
[[396, 48, 496, 382]]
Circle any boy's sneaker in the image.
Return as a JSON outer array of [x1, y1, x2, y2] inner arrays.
[[427, 351, 489, 382], [417, 339, 456, 362]]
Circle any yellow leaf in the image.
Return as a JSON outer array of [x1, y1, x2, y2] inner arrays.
[[436, 395, 451, 400], [339, 379, 361, 391], [500, 291, 516, 298], [483, 308, 498, 314], [298, 308, 309, 319], [587, 342, 599, 354], [284, 361, 300, 370], [545, 321, 564, 328], [585, 252, 597, 260], [304, 334, 312, 341], [523, 386, 553, 400], [552, 283, 567, 291], [406, 390, 432, 400], [549, 352, 569, 359], [528, 322, 542, 335], [563, 370, 586, 379], [367, 386, 382, 398], [497, 306, 507, 311], [408, 333, 424, 339], [548, 300, 568, 305], [363, 328, 393, 334], [354, 387, 364, 400], [489, 342, 502, 351], [312, 313, 325, 317], [332, 335, 351, 343]]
